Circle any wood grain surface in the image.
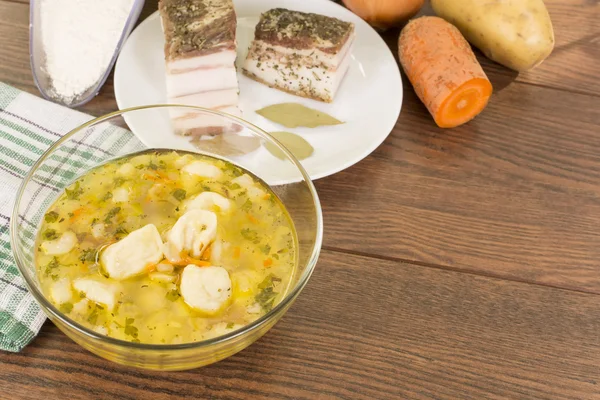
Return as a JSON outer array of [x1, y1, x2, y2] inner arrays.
[[1, 0, 600, 398], [318, 81, 600, 293], [1, 250, 600, 399]]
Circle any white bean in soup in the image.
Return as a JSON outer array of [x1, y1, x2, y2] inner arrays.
[[36, 150, 297, 344]]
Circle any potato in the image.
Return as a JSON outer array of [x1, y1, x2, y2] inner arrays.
[[431, 0, 554, 72]]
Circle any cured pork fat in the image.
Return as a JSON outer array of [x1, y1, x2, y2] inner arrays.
[[159, 0, 241, 135], [243, 8, 355, 103]]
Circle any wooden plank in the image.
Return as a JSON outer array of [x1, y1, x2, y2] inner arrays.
[[317, 80, 600, 293], [0, 2, 35, 97], [0, 250, 599, 399]]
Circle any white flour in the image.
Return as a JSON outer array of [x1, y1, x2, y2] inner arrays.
[[40, 0, 135, 105]]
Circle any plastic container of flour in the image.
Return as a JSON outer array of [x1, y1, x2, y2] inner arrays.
[[29, 0, 145, 107]]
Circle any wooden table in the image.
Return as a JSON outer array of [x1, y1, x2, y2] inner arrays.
[[1, 0, 600, 398]]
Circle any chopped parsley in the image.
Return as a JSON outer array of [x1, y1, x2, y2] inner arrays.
[[65, 181, 84, 200], [260, 244, 271, 255], [44, 211, 59, 223], [113, 177, 126, 188], [101, 191, 113, 202], [124, 317, 139, 338], [241, 198, 252, 212], [172, 188, 187, 201], [224, 163, 242, 177], [226, 322, 235, 329], [255, 274, 282, 313], [166, 289, 180, 301], [115, 225, 129, 238], [79, 249, 96, 263], [59, 303, 73, 313], [43, 229, 58, 240], [255, 287, 277, 312], [147, 160, 164, 171], [241, 228, 259, 243], [258, 273, 282, 290], [104, 207, 121, 224], [224, 181, 241, 190], [87, 308, 99, 325]]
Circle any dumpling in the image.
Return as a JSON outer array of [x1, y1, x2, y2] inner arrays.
[[41, 231, 77, 255], [180, 265, 232, 314], [182, 161, 222, 179], [163, 210, 217, 262], [73, 278, 120, 310], [100, 224, 164, 280], [183, 192, 231, 213]]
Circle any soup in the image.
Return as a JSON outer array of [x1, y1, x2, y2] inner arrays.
[[35, 150, 297, 344]]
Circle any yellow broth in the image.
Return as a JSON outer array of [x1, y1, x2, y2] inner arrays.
[[36, 150, 297, 344]]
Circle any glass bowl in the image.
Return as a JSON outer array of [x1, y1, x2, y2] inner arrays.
[[10, 105, 323, 370]]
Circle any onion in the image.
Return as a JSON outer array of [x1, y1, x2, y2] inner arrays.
[[342, 0, 425, 30]]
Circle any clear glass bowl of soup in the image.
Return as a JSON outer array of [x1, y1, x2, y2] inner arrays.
[[10, 105, 323, 371]]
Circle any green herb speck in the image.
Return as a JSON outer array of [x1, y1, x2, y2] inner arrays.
[[113, 177, 126, 187], [241, 228, 259, 242], [44, 211, 59, 223], [115, 225, 129, 238], [101, 191, 113, 202], [79, 249, 96, 263], [124, 317, 138, 338], [166, 289, 180, 301], [241, 198, 252, 212], [44, 257, 59, 276], [172, 188, 187, 201], [260, 244, 271, 255], [43, 229, 58, 240], [60, 303, 73, 313], [104, 207, 121, 224], [65, 181, 84, 200], [87, 308, 99, 325]]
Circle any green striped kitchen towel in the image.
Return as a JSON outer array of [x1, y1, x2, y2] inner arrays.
[[0, 82, 144, 351]]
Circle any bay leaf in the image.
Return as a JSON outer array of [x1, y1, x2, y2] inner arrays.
[[190, 134, 261, 157], [265, 131, 314, 161], [256, 103, 343, 128]]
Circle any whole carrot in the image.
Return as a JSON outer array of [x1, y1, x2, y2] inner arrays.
[[398, 16, 492, 128]]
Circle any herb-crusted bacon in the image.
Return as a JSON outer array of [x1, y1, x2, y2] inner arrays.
[[252, 8, 354, 54], [159, 0, 241, 135], [159, 0, 237, 60], [242, 8, 355, 103]]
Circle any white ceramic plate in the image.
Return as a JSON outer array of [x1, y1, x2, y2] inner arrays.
[[114, 0, 402, 182]]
